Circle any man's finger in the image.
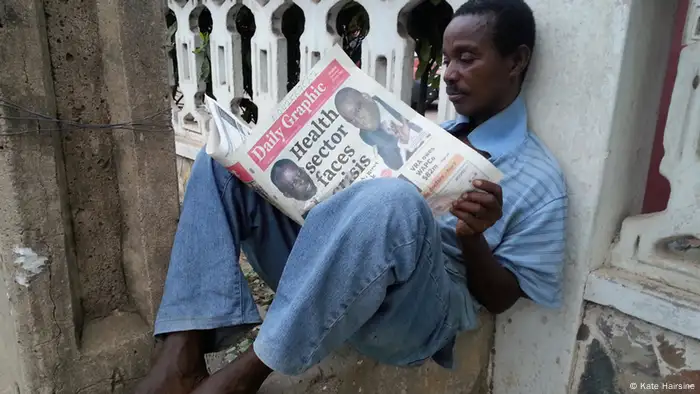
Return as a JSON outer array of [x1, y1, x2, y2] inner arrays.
[[464, 191, 500, 209], [451, 207, 489, 232], [452, 200, 484, 216], [450, 207, 475, 223], [472, 180, 503, 202]]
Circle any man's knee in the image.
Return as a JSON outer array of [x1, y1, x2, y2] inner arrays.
[[318, 177, 433, 239], [347, 178, 430, 214]]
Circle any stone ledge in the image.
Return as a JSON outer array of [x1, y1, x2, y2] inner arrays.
[[257, 312, 494, 394], [584, 268, 700, 341]]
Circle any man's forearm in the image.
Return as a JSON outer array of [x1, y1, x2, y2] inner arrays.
[[459, 235, 522, 314]]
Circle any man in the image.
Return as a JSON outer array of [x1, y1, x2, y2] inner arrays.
[[270, 158, 317, 201], [136, 0, 567, 393], [335, 87, 425, 170]]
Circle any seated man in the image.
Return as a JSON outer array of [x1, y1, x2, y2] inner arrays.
[[136, 1, 567, 393]]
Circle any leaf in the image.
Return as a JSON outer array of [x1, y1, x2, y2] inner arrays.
[[416, 61, 428, 80], [167, 24, 177, 39], [200, 60, 211, 81], [429, 74, 441, 90], [419, 43, 432, 63]]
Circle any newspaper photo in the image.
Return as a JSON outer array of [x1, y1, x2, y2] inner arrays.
[[206, 44, 503, 225]]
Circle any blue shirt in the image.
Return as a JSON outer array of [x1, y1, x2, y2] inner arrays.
[[439, 95, 568, 313]]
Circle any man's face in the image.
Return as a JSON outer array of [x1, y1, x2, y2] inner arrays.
[[337, 92, 381, 130], [442, 14, 517, 118], [280, 165, 317, 201]]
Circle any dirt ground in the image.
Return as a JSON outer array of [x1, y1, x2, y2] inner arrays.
[[205, 255, 275, 372]]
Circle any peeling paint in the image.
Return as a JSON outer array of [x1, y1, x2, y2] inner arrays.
[[656, 334, 687, 369], [12, 246, 48, 287], [573, 305, 700, 393]]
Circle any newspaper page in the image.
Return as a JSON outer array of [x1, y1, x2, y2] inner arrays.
[[206, 44, 503, 225]]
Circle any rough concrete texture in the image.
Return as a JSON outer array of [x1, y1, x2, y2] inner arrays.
[[176, 154, 194, 204], [254, 313, 493, 394], [0, 0, 179, 392], [572, 304, 700, 393]]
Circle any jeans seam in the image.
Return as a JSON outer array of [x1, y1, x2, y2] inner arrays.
[[220, 171, 236, 199], [424, 239, 450, 324], [156, 316, 261, 323], [304, 237, 420, 366]]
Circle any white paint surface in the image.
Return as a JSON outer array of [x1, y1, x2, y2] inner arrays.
[[12, 247, 48, 287], [610, 41, 700, 295], [585, 268, 700, 341], [492, 1, 678, 393]]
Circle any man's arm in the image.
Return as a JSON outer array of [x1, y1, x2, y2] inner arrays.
[[459, 234, 526, 314], [451, 181, 567, 314]]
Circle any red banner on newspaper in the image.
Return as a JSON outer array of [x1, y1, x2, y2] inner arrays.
[[227, 162, 253, 183], [248, 60, 350, 170]]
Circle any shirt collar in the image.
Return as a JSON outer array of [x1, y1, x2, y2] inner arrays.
[[453, 94, 528, 160]]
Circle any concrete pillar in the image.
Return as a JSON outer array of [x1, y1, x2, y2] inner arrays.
[[0, 0, 179, 392]]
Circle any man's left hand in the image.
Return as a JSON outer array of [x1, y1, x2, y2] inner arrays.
[[451, 180, 503, 240]]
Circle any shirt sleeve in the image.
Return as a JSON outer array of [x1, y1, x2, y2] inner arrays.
[[495, 196, 568, 308]]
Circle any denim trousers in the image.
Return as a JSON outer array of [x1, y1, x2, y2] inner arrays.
[[154, 149, 476, 375]]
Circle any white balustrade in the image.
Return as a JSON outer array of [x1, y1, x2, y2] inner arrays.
[[169, 0, 210, 141], [168, 0, 457, 159], [685, 0, 700, 45], [610, 42, 700, 294]]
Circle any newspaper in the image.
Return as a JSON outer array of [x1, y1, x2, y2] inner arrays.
[[206, 44, 503, 225]]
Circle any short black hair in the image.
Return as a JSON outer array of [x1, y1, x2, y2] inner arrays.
[[454, 0, 536, 82]]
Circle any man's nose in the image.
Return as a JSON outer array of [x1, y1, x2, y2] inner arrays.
[[442, 62, 458, 83]]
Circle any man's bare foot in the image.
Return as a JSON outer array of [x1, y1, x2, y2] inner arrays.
[[135, 331, 209, 394], [191, 346, 272, 394]]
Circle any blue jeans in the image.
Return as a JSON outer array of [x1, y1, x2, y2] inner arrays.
[[155, 149, 477, 375]]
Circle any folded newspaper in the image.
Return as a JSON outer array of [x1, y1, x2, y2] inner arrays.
[[205, 45, 503, 225]]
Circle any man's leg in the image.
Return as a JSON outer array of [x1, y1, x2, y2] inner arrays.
[[193, 178, 470, 393], [135, 149, 300, 394]]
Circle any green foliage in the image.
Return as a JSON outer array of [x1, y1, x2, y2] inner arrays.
[[193, 31, 212, 93], [408, 0, 453, 114]]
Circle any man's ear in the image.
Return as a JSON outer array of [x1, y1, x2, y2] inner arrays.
[[509, 44, 531, 80]]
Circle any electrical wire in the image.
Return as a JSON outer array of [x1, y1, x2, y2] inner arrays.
[[0, 97, 177, 136]]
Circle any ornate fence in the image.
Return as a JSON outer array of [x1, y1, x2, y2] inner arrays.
[[166, 0, 464, 159]]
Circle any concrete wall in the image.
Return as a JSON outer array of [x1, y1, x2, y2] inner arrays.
[[0, 0, 180, 392], [572, 305, 700, 393], [492, 1, 679, 392]]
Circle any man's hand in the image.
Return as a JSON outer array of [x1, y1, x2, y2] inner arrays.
[[451, 180, 503, 240]]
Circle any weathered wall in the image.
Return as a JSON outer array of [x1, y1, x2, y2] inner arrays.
[[176, 155, 194, 204], [0, 0, 179, 392], [492, 1, 679, 392], [572, 305, 700, 393]]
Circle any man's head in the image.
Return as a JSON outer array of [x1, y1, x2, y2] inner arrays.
[[442, 0, 535, 121], [271, 159, 317, 201], [335, 87, 381, 131]]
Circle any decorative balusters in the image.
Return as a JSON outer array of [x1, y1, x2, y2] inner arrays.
[[169, 0, 210, 142], [685, 0, 700, 45], [168, 0, 456, 155], [205, 0, 242, 110], [296, 0, 344, 79], [611, 42, 700, 294]]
